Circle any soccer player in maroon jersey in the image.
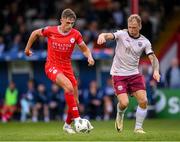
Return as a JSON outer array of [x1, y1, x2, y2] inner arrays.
[[25, 8, 94, 134], [97, 14, 160, 134]]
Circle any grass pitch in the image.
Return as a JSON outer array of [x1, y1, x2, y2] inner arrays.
[[0, 119, 180, 141]]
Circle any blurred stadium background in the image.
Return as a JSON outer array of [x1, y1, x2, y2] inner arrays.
[[0, 0, 180, 139]]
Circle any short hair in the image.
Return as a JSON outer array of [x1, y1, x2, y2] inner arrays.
[[61, 8, 76, 20], [128, 14, 142, 28]]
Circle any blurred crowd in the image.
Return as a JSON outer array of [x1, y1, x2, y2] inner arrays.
[[0, 77, 116, 122], [0, 0, 179, 55], [0, 57, 179, 123]]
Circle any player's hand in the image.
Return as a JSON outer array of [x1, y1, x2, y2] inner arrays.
[[24, 48, 33, 56], [153, 70, 161, 82], [97, 34, 106, 45], [88, 57, 95, 66]]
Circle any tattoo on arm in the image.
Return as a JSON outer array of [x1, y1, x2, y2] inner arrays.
[[149, 54, 159, 72]]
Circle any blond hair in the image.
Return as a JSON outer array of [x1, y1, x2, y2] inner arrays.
[[128, 14, 142, 28]]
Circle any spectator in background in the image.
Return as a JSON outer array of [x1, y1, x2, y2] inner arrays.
[[141, 10, 153, 42], [112, 1, 126, 29], [20, 79, 37, 122], [140, 64, 153, 104], [85, 80, 103, 120], [49, 83, 65, 120], [0, 11, 5, 30], [18, 24, 29, 49], [2, 25, 13, 50], [83, 21, 99, 50], [165, 57, 180, 88], [1, 81, 18, 122], [6, 2, 19, 26], [9, 34, 23, 54], [33, 37, 47, 51], [76, 79, 89, 118], [90, 0, 113, 29], [13, 15, 25, 35], [32, 84, 49, 122], [0, 36, 5, 56], [163, 0, 175, 18], [103, 77, 115, 120], [85, 5, 98, 23]]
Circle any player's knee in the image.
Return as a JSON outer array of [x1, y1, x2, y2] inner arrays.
[[138, 98, 148, 109], [119, 101, 129, 110]]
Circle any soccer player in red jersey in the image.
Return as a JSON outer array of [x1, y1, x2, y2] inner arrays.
[[25, 9, 95, 134]]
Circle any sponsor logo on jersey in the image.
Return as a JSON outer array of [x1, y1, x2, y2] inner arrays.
[[70, 37, 75, 43], [52, 42, 72, 51]]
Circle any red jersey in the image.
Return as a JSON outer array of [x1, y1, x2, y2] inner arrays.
[[41, 26, 83, 68]]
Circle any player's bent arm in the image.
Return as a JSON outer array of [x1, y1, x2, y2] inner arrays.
[[24, 29, 43, 56], [97, 33, 114, 45], [78, 42, 95, 66]]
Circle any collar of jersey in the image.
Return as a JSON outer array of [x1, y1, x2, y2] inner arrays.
[[127, 31, 141, 39], [57, 26, 72, 36]]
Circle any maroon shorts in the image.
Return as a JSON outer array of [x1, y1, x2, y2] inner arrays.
[[45, 64, 77, 87], [112, 74, 146, 95]]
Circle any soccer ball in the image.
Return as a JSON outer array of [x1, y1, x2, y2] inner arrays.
[[74, 119, 93, 133]]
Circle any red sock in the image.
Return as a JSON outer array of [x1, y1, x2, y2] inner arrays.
[[6, 111, 12, 119], [64, 92, 80, 120], [65, 109, 73, 124]]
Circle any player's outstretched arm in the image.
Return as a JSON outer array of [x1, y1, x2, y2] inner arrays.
[[97, 33, 114, 45], [24, 29, 43, 56], [78, 42, 95, 66], [148, 53, 161, 82]]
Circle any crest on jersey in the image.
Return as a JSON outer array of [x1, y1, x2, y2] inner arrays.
[[53, 69, 57, 74], [70, 37, 75, 43], [117, 85, 123, 91], [125, 38, 130, 42], [138, 42, 142, 47]]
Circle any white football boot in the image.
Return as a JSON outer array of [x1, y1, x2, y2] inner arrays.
[[134, 128, 146, 134], [63, 123, 76, 134]]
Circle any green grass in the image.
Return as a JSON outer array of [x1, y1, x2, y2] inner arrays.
[[0, 119, 180, 141]]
